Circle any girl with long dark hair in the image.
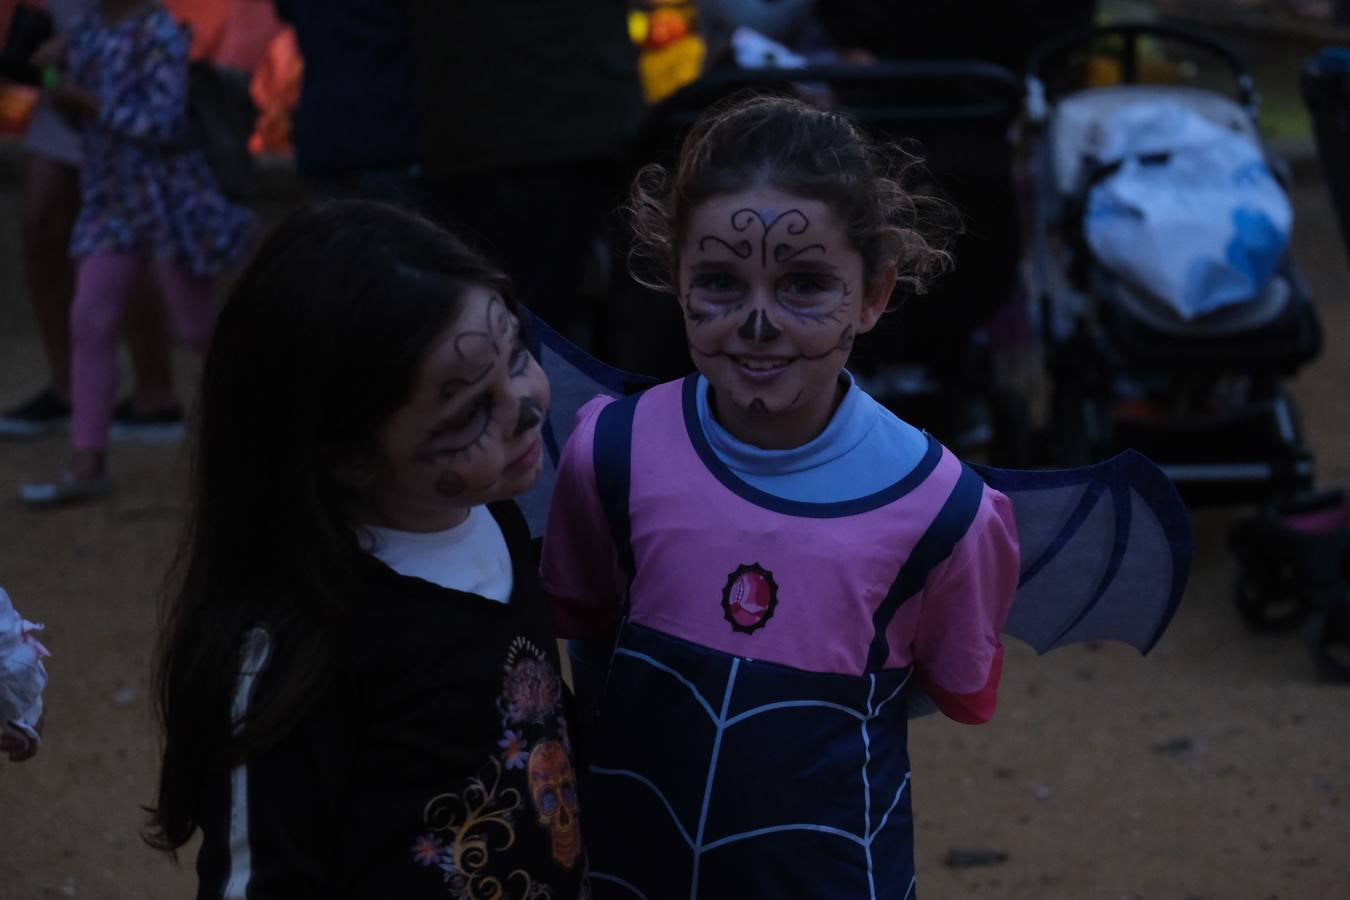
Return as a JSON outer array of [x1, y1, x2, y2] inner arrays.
[[148, 200, 586, 898]]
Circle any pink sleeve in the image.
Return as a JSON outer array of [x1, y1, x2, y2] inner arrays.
[[540, 395, 621, 639], [909, 487, 1020, 724]]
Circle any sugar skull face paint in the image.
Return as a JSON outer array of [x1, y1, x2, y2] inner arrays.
[[365, 287, 551, 531], [678, 187, 894, 449]]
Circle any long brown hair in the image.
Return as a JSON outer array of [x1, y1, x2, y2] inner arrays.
[[145, 200, 518, 851]]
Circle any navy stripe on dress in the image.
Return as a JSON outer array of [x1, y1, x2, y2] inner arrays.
[[865, 464, 986, 671]]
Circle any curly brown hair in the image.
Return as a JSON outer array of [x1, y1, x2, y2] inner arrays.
[[626, 93, 960, 301]]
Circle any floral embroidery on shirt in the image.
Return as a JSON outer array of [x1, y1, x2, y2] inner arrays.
[[499, 729, 530, 770], [416, 635, 583, 892], [499, 638, 563, 727], [416, 757, 552, 899], [412, 834, 445, 866]]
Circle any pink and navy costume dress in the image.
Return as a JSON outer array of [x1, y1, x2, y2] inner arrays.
[[542, 374, 1020, 899]]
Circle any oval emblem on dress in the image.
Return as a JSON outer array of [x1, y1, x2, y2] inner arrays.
[[721, 563, 779, 634]]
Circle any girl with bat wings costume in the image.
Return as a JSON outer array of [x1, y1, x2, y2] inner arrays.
[[519, 96, 1192, 899]]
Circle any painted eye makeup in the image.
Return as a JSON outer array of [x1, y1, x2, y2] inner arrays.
[[689, 272, 746, 303], [424, 394, 496, 458], [780, 274, 837, 296], [776, 273, 849, 321]]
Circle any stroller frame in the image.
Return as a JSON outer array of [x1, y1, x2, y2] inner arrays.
[[1024, 22, 1322, 506]]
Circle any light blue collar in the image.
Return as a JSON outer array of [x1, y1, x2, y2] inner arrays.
[[696, 371, 875, 476]]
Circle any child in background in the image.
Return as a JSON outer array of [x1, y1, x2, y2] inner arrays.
[[542, 95, 1020, 898], [146, 201, 586, 897], [20, 0, 253, 506], [0, 0, 183, 444]]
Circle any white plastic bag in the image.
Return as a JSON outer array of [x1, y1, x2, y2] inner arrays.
[[0, 587, 49, 754], [1083, 100, 1292, 319], [730, 26, 806, 70]]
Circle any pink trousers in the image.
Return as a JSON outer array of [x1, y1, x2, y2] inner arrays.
[[70, 253, 217, 451]]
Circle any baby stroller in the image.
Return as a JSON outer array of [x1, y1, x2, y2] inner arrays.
[[1217, 47, 1350, 683], [1024, 23, 1322, 506], [1228, 489, 1350, 682], [602, 59, 1031, 460]]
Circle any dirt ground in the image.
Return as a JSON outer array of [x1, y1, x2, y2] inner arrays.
[[3, 108, 1350, 900]]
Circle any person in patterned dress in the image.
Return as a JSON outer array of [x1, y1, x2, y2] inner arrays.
[[0, 0, 183, 444], [19, 0, 254, 507]]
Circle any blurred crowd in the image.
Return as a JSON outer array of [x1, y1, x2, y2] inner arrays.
[[0, 0, 1103, 507]]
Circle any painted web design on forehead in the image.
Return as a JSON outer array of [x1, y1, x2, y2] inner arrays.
[[439, 294, 514, 399], [697, 208, 826, 269]]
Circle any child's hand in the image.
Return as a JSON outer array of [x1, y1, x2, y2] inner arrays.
[[29, 35, 69, 70], [47, 83, 100, 121], [1, 713, 43, 762], [0, 733, 32, 761]]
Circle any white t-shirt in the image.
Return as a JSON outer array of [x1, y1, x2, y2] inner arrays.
[[360, 505, 514, 603]]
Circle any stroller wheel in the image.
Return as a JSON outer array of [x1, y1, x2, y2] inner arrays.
[[1234, 565, 1309, 632]]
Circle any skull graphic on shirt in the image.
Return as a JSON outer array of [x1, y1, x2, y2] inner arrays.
[[528, 739, 581, 868]]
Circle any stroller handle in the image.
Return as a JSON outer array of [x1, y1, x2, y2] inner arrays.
[[1024, 21, 1258, 116]]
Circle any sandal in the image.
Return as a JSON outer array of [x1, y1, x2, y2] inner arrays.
[[18, 470, 112, 508]]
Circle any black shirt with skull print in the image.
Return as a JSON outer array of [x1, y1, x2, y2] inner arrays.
[[194, 502, 588, 899]]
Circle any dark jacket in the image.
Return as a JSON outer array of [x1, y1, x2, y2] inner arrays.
[[194, 502, 586, 898]]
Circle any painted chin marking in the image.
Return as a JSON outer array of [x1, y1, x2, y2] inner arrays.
[[745, 389, 803, 416], [730, 355, 793, 383]]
